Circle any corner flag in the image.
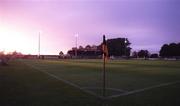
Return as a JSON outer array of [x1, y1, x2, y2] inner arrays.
[[102, 35, 108, 60]]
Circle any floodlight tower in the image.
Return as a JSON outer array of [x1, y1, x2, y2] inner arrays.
[[75, 34, 78, 58], [124, 38, 127, 57], [38, 31, 41, 59]]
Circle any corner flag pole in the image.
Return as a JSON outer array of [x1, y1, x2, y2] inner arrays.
[[103, 35, 106, 97]]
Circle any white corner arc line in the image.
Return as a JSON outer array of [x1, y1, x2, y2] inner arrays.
[[82, 87, 128, 93], [107, 81, 180, 99], [22, 61, 104, 99]]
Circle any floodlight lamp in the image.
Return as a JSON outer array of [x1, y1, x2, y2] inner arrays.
[[125, 38, 127, 43]]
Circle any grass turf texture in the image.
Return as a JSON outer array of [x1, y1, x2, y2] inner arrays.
[[0, 59, 180, 106]]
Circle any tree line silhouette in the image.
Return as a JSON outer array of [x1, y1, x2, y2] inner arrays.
[[106, 38, 131, 56], [1, 38, 179, 60], [160, 43, 180, 57], [67, 38, 131, 58], [66, 37, 180, 59]]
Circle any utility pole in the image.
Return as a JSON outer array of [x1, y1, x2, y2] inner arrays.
[[38, 31, 40, 59]]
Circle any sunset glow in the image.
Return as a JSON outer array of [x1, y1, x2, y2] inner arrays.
[[0, 0, 180, 55], [0, 25, 32, 54]]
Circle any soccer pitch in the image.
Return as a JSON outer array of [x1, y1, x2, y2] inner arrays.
[[1, 59, 180, 105], [23, 59, 180, 97]]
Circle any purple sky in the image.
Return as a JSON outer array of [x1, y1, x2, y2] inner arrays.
[[0, 0, 180, 55]]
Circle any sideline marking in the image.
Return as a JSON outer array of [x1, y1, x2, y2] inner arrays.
[[20, 60, 180, 100], [22, 61, 104, 99], [107, 81, 180, 99]]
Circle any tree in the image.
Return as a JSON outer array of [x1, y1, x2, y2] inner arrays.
[[169, 43, 178, 56], [67, 50, 75, 56], [58, 51, 64, 59], [59, 51, 64, 56], [11, 51, 23, 58], [132, 51, 138, 58], [85, 45, 91, 50], [138, 50, 150, 58], [160, 43, 180, 57], [160, 44, 169, 57], [79, 46, 84, 50], [178, 43, 180, 56], [103, 38, 131, 56]]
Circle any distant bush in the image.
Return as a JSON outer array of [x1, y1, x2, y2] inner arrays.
[[150, 54, 159, 58]]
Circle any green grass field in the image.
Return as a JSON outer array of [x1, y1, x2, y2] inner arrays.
[[1, 59, 180, 106]]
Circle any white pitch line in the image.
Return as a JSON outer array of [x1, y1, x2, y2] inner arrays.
[[107, 81, 180, 99], [22, 61, 104, 99], [20, 60, 180, 100], [82, 87, 127, 93]]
